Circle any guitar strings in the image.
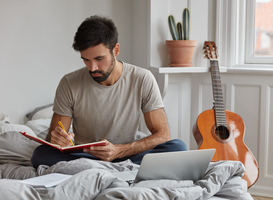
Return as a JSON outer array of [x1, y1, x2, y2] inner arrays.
[[207, 44, 229, 160]]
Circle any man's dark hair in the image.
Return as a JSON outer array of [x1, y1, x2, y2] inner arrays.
[[72, 15, 118, 52]]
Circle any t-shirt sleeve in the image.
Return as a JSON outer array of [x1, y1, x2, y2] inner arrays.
[[141, 71, 164, 113], [53, 76, 74, 117]]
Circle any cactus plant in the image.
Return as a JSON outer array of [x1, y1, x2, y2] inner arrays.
[[182, 8, 190, 40], [168, 8, 190, 40], [168, 15, 178, 40], [177, 22, 183, 40]]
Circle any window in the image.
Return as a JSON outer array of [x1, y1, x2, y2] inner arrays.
[[255, 0, 273, 56], [245, 0, 273, 64], [216, 0, 273, 67]]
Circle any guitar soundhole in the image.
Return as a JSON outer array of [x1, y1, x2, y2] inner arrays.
[[215, 125, 230, 140]]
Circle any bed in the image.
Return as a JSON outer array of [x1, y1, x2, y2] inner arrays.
[[0, 106, 253, 200]]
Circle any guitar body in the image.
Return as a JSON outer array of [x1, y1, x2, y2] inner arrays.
[[193, 109, 259, 187]]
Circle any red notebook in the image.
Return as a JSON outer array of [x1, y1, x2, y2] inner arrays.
[[20, 132, 106, 153]]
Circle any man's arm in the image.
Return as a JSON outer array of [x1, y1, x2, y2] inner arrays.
[[45, 113, 74, 147], [84, 108, 170, 161], [122, 107, 171, 155]]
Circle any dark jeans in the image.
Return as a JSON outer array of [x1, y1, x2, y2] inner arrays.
[[31, 139, 188, 169]]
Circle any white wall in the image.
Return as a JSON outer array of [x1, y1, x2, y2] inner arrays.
[[0, 0, 132, 124], [149, 0, 208, 68]]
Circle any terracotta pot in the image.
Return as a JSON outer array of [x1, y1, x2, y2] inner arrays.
[[166, 40, 197, 67]]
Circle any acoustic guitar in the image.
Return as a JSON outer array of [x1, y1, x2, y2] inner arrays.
[[192, 41, 259, 188]]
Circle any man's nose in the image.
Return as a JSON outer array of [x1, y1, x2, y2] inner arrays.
[[87, 62, 98, 72]]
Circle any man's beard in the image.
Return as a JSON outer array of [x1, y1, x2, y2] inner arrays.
[[89, 55, 115, 83]]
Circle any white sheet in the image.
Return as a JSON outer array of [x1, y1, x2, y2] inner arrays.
[[0, 120, 253, 200], [0, 159, 253, 200]]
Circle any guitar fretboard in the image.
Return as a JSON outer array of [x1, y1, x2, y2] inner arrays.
[[210, 60, 227, 127]]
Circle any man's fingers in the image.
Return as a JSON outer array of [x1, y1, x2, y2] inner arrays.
[[84, 145, 108, 154], [51, 129, 68, 142], [51, 136, 70, 147], [83, 140, 117, 162], [51, 135, 70, 147], [50, 129, 72, 147], [55, 126, 70, 139], [87, 150, 114, 162], [67, 133, 75, 141]]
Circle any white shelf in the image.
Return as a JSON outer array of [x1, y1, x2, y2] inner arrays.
[[149, 66, 227, 98], [151, 66, 273, 75], [150, 66, 227, 74]]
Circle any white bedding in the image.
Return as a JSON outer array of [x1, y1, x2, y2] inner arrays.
[[0, 119, 253, 200]]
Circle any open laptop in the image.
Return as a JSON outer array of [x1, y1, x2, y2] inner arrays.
[[112, 149, 215, 184]]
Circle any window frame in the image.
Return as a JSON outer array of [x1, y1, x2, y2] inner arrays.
[[216, 0, 273, 68], [245, 0, 273, 64]]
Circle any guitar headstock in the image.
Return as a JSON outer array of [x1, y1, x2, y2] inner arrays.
[[203, 41, 218, 60]]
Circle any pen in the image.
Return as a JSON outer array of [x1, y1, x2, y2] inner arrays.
[[58, 121, 74, 146]]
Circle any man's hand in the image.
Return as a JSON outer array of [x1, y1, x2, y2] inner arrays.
[[83, 140, 123, 162], [50, 126, 75, 147], [46, 113, 73, 147]]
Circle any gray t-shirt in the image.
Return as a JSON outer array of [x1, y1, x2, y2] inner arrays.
[[53, 62, 164, 145]]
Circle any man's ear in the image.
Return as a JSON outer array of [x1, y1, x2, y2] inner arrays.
[[113, 43, 120, 57]]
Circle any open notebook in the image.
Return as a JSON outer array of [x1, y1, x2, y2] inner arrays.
[[20, 131, 106, 153]]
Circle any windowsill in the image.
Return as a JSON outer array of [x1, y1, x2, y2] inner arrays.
[[226, 66, 273, 75], [149, 66, 273, 98], [150, 66, 273, 75], [150, 66, 227, 74]]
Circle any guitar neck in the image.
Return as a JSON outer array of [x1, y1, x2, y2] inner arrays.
[[210, 60, 227, 127]]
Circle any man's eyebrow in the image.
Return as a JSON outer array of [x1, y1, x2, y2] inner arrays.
[[81, 55, 104, 60], [94, 55, 104, 59], [81, 56, 89, 60]]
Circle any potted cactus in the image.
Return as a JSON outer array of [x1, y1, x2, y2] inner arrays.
[[166, 8, 197, 67]]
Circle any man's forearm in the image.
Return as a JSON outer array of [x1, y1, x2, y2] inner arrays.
[[115, 131, 170, 159]]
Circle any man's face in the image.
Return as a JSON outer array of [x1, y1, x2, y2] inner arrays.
[[80, 44, 116, 83]]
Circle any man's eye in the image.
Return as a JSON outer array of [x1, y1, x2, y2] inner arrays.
[[96, 57, 103, 60]]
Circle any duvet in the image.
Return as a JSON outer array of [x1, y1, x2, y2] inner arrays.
[[0, 122, 253, 200]]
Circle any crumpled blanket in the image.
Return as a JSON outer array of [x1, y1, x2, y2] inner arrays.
[[0, 158, 252, 200]]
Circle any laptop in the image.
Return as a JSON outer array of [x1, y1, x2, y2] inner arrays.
[[112, 149, 215, 184]]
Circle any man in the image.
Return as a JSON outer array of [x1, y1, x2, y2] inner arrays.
[[31, 15, 187, 169]]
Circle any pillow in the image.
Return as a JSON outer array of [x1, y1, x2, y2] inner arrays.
[[26, 119, 73, 140], [0, 131, 39, 159], [26, 104, 53, 120], [0, 123, 36, 136], [25, 119, 51, 140], [0, 123, 38, 159]]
